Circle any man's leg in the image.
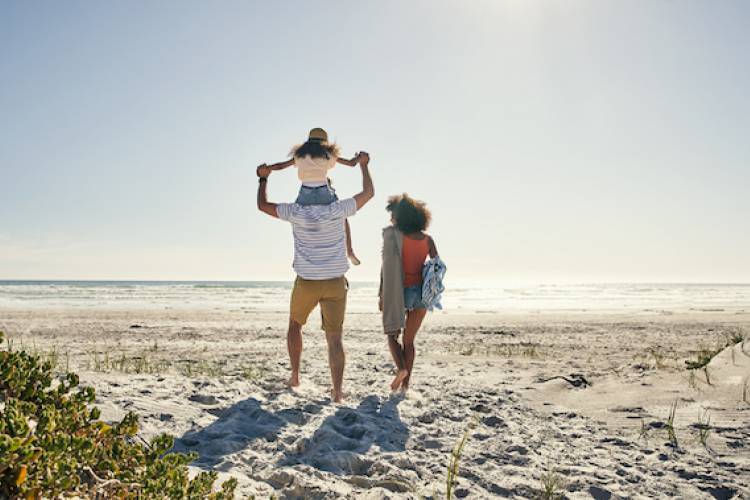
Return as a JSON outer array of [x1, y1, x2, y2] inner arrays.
[[320, 277, 348, 402], [325, 329, 345, 402], [288, 277, 318, 388], [387, 333, 409, 391], [287, 318, 303, 387]]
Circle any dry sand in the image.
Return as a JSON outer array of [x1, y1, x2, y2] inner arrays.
[[1, 308, 749, 499]]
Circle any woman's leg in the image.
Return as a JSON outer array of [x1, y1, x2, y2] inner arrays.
[[387, 333, 408, 390], [402, 308, 427, 390]]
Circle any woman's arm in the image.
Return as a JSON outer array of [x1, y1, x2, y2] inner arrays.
[[428, 236, 439, 259], [267, 158, 295, 171], [336, 152, 360, 167]]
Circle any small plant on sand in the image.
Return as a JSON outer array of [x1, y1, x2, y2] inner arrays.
[[696, 409, 711, 450], [238, 364, 265, 381], [638, 417, 650, 443], [686, 331, 745, 375], [0, 331, 237, 498], [445, 417, 478, 500], [665, 399, 679, 448], [539, 464, 564, 500], [725, 330, 745, 347], [685, 346, 715, 371], [647, 348, 668, 369]]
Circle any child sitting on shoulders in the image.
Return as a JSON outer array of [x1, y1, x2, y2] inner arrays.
[[263, 127, 364, 265]]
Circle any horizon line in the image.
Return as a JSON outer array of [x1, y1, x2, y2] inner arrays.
[[1, 279, 750, 287]]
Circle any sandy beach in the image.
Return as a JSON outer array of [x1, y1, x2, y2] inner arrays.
[[1, 306, 748, 499]]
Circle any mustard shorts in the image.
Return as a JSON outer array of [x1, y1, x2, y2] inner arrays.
[[290, 276, 348, 332]]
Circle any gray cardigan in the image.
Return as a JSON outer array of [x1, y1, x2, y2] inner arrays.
[[380, 226, 406, 334]]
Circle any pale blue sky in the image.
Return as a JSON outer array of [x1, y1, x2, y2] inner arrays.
[[1, 1, 749, 283]]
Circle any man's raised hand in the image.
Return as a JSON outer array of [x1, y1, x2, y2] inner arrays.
[[358, 151, 370, 167], [256, 164, 272, 178]]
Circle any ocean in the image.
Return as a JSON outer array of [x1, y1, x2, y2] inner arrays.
[[1, 281, 750, 314]]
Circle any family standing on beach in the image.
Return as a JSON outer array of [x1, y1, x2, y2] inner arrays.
[[256, 128, 446, 402]]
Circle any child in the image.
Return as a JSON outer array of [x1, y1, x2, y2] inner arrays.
[[265, 127, 363, 265]]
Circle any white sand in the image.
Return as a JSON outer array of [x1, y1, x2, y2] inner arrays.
[[1, 308, 749, 499]]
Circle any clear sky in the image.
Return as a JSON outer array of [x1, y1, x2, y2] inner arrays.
[[2, 1, 749, 284]]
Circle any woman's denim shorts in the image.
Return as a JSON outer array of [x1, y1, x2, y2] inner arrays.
[[404, 284, 426, 311], [296, 185, 338, 205]]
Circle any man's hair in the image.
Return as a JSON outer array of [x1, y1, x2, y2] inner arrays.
[[290, 140, 341, 160], [386, 194, 431, 233]]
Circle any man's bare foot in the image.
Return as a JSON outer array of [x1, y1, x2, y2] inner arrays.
[[288, 373, 300, 388], [348, 251, 361, 266], [390, 369, 409, 391], [331, 389, 344, 403]]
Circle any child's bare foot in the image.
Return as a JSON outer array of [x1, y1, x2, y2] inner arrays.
[[390, 369, 409, 391], [288, 373, 300, 388], [348, 251, 361, 266]]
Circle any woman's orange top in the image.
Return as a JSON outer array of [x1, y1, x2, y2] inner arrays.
[[402, 235, 430, 287]]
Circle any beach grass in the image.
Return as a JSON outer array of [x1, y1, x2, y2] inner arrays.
[[685, 330, 745, 373], [665, 399, 679, 448], [638, 417, 650, 443], [445, 418, 477, 500], [539, 464, 564, 500], [696, 409, 711, 450], [80, 348, 264, 379], [460, 342, 542, 358], [647, 348, 668, 369]]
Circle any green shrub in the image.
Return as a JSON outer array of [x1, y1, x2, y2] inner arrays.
[[0, 331, 237, 498]]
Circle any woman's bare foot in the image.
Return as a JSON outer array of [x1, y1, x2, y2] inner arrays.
[[288, 373, 300, 388], [331, 389, 345, 403], [390, 369, 409, 391], [348, 251, 361, 266]]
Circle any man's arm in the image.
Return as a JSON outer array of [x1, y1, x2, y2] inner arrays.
[[352, 152, 374, 210], [256, 165, 278, 218]]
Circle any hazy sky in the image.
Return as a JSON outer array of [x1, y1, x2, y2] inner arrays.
[[2, 1, 749, 284]]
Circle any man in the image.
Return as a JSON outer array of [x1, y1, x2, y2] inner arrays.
[[256, 152, 374, 402]]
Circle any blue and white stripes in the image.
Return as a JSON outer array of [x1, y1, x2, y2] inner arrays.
[[276, 198, 357, 280]]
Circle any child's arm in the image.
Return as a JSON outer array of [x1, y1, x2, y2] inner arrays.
[[336, 152, 360, 167], [267, 158, 295, 171]]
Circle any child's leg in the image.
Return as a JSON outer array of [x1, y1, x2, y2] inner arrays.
[[345, 219, 361, 265]]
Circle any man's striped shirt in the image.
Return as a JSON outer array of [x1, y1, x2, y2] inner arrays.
[[276, 198, 358, 280]]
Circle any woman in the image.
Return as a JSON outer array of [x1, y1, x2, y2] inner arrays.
[[379, 194, 439, 392]]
